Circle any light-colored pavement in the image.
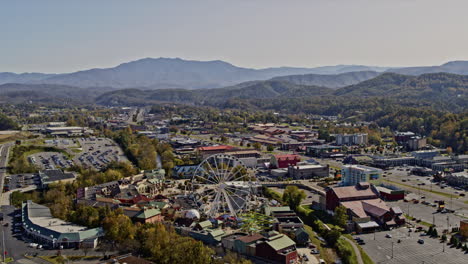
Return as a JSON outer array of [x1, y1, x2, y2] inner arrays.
[[357, 228, 468, 264], [297, 247, 319, 264]]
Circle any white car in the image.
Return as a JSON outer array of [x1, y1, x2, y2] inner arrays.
[[386, 234, 392, 238], [29, 243, 38, 248]]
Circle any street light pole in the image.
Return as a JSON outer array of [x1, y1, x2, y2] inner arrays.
[[447, 215, 450, 231], [2, 225, 5, 262], [391, 242, 394, 259]]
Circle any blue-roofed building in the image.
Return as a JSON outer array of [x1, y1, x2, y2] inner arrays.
[[173, 165, 202, 178], [22, 200, 103, 249]]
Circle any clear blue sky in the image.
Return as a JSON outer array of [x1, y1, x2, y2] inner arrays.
[[2, 0, 468, 73]]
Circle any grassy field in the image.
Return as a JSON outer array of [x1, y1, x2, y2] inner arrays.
[[337, 238, 359, 264]]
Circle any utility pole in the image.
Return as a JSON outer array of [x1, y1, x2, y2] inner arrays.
[[447, 215, 450, 231], [450, 195, 453, 211], [391, 242, 394, 259], [407, 202, 410, 217], [2, 225, 5, 262], [433, 214, 435, 226], [443, 240, 445, 252], [374, 230, 376, 240]]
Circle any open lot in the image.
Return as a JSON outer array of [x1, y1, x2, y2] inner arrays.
[[74, 137, 127, 170], [356, 228, 468, 264]]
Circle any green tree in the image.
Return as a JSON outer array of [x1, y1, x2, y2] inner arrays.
[[253, 142, 262, 151], [325, 227, 342, 246], [333, 205, 348, 228], [102, 213, 136, 244], [266, 145, 274, 152], [282, 185, 306, 210], [441, 234, 447, 242]]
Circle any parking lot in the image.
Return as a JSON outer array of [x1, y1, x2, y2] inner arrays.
[[44, 138, 79, 148], [387, 196, 467, 232], [4, 173, 37, 191], [28, 152, 73, 170], [74, 137, 128, 170], [356, 228, 468, 264]]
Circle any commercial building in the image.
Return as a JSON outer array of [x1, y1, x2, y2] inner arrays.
[[255, 232, 298, 264], [376, 186, 405, 201], [326, 183, 404, 233], [224, 149, 261, 159], [306, 145, 342, 158], [22, 201, 103, 249], [38, 169, 76, 189], [461, 220, 468, 239], [394, 131, 416, 143], [372, 156, 416, 168], [340, 165, 382, 186], [335, 133, 368, 146], [197, 145, 235, 158], [411, 150, 439, 160], [270, 154, 300, 169], [45, 126, 93, 137], [407, 137, 427, 150], [287, 164, 329, 179]]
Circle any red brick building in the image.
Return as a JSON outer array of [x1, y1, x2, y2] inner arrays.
[[325, 182, 378, 211], [271, 154, 301, 169], [197, 145, 235, 157], [255, 233, 297, 264]]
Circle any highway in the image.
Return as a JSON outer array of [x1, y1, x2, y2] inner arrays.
[[0, 143, 13, 206]]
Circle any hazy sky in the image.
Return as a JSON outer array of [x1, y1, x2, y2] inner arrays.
[[2, 0, 468, 73]]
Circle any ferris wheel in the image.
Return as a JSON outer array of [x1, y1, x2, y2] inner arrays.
[[191, 154, 256, 218]]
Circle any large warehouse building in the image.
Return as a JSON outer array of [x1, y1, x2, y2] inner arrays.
[[22, 200, 103, 249]]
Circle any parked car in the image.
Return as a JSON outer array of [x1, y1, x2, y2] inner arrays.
[[418, 239, 425, 244], [386, 234, 392, 238]]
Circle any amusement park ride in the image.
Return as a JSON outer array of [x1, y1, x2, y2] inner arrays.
[[190, 154, 260, 218]]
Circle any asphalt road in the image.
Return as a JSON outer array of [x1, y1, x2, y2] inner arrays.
[[0, 143, 13, 197]]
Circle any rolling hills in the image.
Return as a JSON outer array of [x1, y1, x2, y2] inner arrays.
[[95, 72, 467, 112]]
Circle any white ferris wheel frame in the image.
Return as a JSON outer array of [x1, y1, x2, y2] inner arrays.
[[191, 154, 255, 218]]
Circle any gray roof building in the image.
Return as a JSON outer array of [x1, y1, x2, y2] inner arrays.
[[22, 200, 103, 248]]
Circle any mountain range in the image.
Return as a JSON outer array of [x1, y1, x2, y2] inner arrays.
[[3, 58, 468, 91], [0, 58, 391, 89], [94, 72, 467, 109]]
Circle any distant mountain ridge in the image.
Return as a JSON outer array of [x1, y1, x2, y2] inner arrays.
[[0, 57, 391, 89], [270, 71, 381, 89], [387, 61, 468, 75]]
